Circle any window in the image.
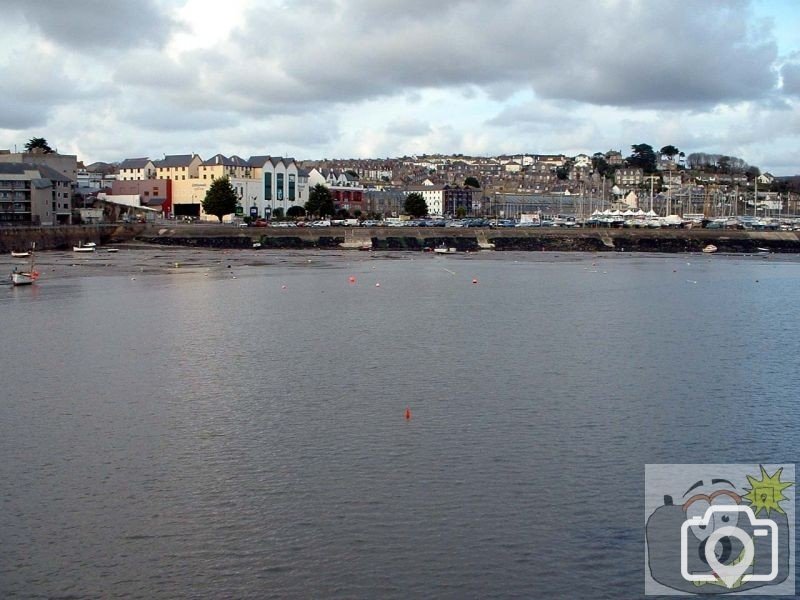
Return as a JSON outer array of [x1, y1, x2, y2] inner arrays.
[[288, 174, 296, 201], [276, 173, 284, 200], [264, 172, 272, 200]]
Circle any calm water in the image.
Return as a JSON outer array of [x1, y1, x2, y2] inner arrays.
[[1, 248, 799, 599]]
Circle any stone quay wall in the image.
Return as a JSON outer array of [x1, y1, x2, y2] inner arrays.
[[136, 224, 800, 253]]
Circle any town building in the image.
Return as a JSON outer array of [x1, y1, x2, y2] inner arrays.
[[111, 179, 172, 216], [615, 168, 644, 187], [0, 149, 78, 182], [117, 158, 156, 181], [0, 163, 72, 225]]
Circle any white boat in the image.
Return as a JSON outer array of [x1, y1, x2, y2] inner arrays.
[[10, 251, 30, 258], [84, 242, 97, 248], [702, 244, 718, 254], [73, 242, 95, 252], [433, 246, 457, 254], [11, 245, 39, 286], [106, 248, 119, 253]]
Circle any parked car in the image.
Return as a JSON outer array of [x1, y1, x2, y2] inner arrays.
[[253, 219, 268, 227]]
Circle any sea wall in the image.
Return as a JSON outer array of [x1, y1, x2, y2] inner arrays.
[[0, 224, 145, 252], [136, 224, 800, 253]]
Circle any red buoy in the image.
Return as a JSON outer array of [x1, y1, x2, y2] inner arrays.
[[404, 407, 411, 420]]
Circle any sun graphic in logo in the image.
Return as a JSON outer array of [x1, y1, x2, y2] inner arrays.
[[742, 465, 794, 516]]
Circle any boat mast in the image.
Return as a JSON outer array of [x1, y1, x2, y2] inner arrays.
[[754, 177, 758, 218]]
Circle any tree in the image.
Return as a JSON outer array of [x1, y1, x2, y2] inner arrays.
[[591, 153, 608, 177], [287, 205, 306, 218], [24, 137, 54, 153], [627, 143, 657, 173], [455, 206, 467, 218], [660, 145, 679, 160], [746, 166, 761, 181], [272, 207, 284, 219], [404, 192, 428, 217], [305, 183, 334, 217], [464, 176, 480, 188], [202, 176, 238, 222], [336, 208, 351, 218]]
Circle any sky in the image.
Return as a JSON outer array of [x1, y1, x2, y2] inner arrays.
[[1, 0, 799, 174]]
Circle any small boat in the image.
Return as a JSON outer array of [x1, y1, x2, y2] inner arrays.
[[756, 247, 770, 253], [11, 245, 39, 286], [252, 242, 262, 249], [73, 242, 95, 252], [106, 248, 119, 253], [10, 251, 30, 258], [433, 245, 457, 254], [84, 242, 97, 248], [702, 244, 717, 254]]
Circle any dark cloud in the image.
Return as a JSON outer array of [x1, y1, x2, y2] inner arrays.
[[6, 0, 175, 51], [215, 0, 779, 111]]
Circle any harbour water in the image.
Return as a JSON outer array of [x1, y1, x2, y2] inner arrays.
[[2, 248, 799, 598]]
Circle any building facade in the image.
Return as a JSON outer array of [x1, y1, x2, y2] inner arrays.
[[117, 158, 156, 181], [0, 163, 72, 225]]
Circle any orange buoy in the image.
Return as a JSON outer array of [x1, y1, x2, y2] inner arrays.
[[404, 407, 411, 420], [348, 276, 356, 284], [472, 278, 478, 284]]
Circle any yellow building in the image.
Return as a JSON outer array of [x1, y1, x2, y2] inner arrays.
[[154, 154, 203, 182]]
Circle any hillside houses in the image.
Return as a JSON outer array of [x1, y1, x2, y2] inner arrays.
[[19, 142, 791, 224]]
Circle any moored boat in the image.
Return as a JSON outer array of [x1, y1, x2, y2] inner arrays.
[[11, 245, 39, 285], [10, 251, 30, 258], [73, 242, 95, 252], [433, 245, 457, 254], [702, 244, 718, 254]]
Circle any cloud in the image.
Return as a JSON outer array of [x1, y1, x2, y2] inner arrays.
[[782, 60, 800, 96], [0, 48, 96, 128], [386, 118, 431, 137], [5, 0, 175, 51], [1, 0, 798, 174], [211, 0, 779, 111]]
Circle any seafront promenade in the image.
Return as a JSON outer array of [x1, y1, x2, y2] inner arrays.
[[2, 222, 799, 253]]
